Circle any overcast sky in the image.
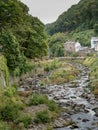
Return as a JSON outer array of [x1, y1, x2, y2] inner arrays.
[[20, 0, 80, 24]]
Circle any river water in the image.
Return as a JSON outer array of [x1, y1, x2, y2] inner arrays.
[[45, 64, 98, 130]]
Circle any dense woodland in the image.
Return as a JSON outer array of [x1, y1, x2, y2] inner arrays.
[[46, 0, 98, 35], [0, 0, 48, 76]]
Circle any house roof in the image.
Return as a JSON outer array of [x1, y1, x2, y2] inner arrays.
[[64, 41, 76, 45]]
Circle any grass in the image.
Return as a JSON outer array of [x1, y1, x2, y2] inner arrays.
[[28, 93, 59, 112], [44, 59, 61, 72], [28, 93, 48, 105], [47, 62, 79, 85], [84, 55, 98, 95], [16, 113, 32, 128], [0, 121, 11, 130], [34, 110, 51, 123]]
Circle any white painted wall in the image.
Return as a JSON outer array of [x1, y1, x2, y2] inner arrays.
[[95, 44, 98, 51], [91, 37, 98, 50], [75, 42, 81, 52]]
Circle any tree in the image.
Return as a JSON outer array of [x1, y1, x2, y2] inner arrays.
[[0, 31, 26, 75], [0, 0, 48, 75], [22, 16, 48, 58], [94, 24, 98, 35], [46, 0, 98, 35], [48, 33, 66, 57]]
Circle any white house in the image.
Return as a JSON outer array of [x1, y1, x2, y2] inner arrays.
[[64, 41, 81, 54], [75, 42, 81, 52], [91, 37, 98, 51]]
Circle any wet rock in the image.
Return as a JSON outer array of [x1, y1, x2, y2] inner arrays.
[[82, 118, 89, 122], [81, 93, 88, 99], [63, 113, 70, 118], [78, 117, 81, 120], [84, 109, 89, 113], [53, 118, 64, 128], [74, 106, 81, 112], [71, 122, 79, 129], [92, 122, 98, 126], [73, 104, 85, 112], [63, 119, 73, 127], [93, 107, 98, 116], [53, 118, 73, 128]]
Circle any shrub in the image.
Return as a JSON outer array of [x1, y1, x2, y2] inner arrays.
[[29, 93, 48, 105], [34, 110, 51, 123], [0, 121, 11, 130], [0, 103, 19, 121], [48, 100, 59, 112], [94, 24, 98, 35], [4, 86, 17, 97], [17, 114, 32, 128], [44, 60, 59, 72], [44, 65, 51, 72]]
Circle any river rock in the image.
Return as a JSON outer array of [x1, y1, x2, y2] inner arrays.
[[71, 122, 79, 129], [63, 119, 73, 127], [82, 118, 89, 122], [81, 93, 88, 99], [53, 118, 64, 128], [93, 107, 98, 116]]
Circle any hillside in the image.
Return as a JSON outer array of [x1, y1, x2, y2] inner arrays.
[[0, 0, 48, 76], [46, 0, 98, 35]]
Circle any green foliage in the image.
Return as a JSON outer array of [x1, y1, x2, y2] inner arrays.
[[0, 31, 26, 75], [48, 33, 65, 57], [0, 121, 11, 130], [94, 24, 98, 35], [17, 114, 32, 128], [44, 65, 51, 72], [48, 100, 59, 112], [46, 125, 53, 130], [29, 93, 48, 105], [34, 110, 51, 123], [22, 17, 48, 58], [3, 85, 18, 98], [0, 55, 9, 87], [0, 102, 19, 121], [0, 86, 24, 123], [46, 61, 80, 85], [47, 29, 94, 57], [0, 31, 35, 76], [28, 93, 59, 114], [70, 52, 78, 57], [0, 0, 48, 75], [84, 56, 98, 94], [0, 0, 25, 31], [44, 59, 60, 72], [46, 0, 98, 35], [69, 30, 94, 46]]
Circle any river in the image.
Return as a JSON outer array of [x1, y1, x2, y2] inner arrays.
[[44, 64, 98, 130]]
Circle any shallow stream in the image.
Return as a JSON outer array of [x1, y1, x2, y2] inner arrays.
[[45, 64, 98, 130]]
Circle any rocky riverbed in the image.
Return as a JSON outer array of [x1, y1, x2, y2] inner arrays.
[[19, 63, 98, 130], [44, 64, 98, 130]]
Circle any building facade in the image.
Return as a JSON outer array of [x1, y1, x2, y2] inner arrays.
[[64, 41, 81, 55], [91, 37, 98, 51]]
